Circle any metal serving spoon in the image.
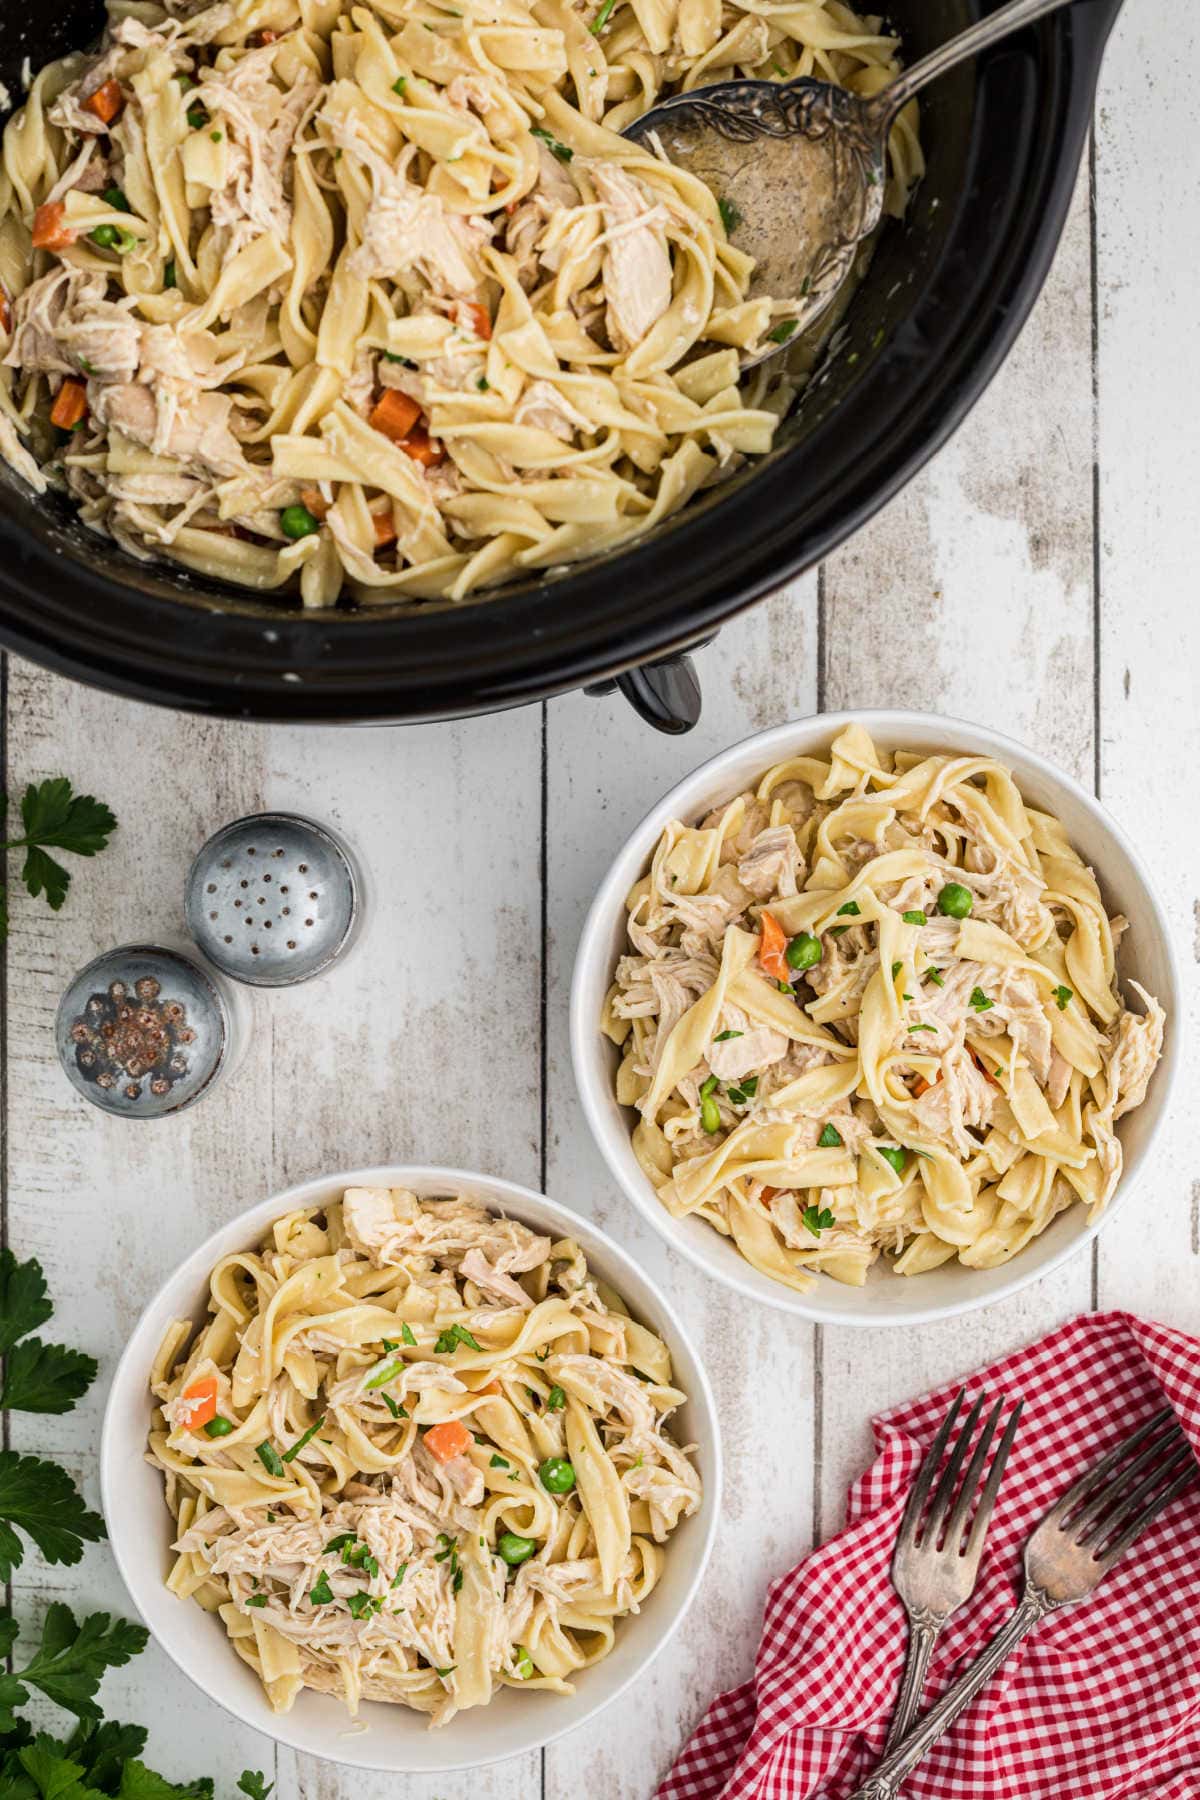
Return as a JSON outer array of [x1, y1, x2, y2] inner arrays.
[[624, 0, 1080, 366]]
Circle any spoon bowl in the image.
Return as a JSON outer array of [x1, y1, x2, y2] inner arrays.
[[626, 0, 1082, 366]]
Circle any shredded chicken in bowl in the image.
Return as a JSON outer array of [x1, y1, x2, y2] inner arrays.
[[0, 0, 921, 605], [149, 1186, 701, 1723], [602, 723, 1165, 1293]]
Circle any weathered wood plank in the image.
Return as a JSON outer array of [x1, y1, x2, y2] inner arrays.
[[1091, 0, 1200, 1330], [816, 168, 1099, 1522], [542, 579, 821, 1796]]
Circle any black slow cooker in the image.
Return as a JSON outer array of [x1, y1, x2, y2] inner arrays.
[[0, 0, 1122, 729]]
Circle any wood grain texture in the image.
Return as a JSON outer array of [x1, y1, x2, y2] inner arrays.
[[4, 57, 1196, 1797]]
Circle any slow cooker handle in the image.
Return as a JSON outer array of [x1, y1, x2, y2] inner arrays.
[[585, 640, 713, 733]]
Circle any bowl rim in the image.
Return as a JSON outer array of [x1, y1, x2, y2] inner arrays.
[[569, 707, 1184, 1326], [98, 1162, 725, 1773]]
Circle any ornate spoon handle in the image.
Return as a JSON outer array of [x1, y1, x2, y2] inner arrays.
[[848, 1586, 1056, 1800]]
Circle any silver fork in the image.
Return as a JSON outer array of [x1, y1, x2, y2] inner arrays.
[[850, 1407, 1198, 1800], [885, 1389, 1023, 1751]]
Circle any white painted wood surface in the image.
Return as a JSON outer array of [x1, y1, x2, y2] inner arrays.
[[5, 0, 1199, 1789]]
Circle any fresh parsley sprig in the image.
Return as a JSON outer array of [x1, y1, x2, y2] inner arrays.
[[2, 777, 117, 924]]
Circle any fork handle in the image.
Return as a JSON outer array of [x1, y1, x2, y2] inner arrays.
[[883, 1611, 941, 1753], [848, 1585, 1056, 1800]]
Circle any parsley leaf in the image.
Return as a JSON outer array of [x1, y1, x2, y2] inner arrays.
[[546, 1386, 566, 1411], [590, 0, 616, 31], [925, 968, 945, 986], [802, 1205, 836, 1236], [280, 1415, 325, 1462], [399, 1321, 417, 1347], [1052, 984, 1073, 1010], [902, 910, 927, 926], [0, 1605, 147, 1726], [717, 196, 740, 234], [434, 1323, 482, 1355], [817, 1123, 842, 1148], [2, 1337, 98, 1415], [308, 1572, 333, 1606], [0, 1452, 105, 1580], [5, 779, 118, 919], [712, 1029, 742, 1042], [968, 987, 994, 1012], [238, 1775, 274, 1800], [531, 126, 572, 163], [767, 318, 797, 344], [0, 1250, 52, 1355]]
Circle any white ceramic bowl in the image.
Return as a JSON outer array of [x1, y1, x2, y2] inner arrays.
[[571, 710, 1182, 1326], [100, 1165, 722, 1773]]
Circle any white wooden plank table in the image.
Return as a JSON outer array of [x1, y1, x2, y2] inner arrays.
[[5, 0, 1199, 1790]]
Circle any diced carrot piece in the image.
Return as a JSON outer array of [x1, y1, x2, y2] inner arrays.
[[424, 1418, 472, 1463], [758, 909, 789, 982], [504, 199, 517, 217], [177, 1374, 218, 1429], [300, 487, 329, 521], [399, 426, 445, 468], [50, 379, 88, 432], [478, 1379, 502, 1396], [0, 285, 10, 335], [256, 28, 279, 43], [32, 202, 75, 252], [462, 300, 492, 341], [971, 1049, 1000, 1087], [758, 1185, 779, 1206], [370, 388, 422, 444], [372, 508, 398, 548], [912, 1074, 939, 1099], [84, 79, 124, 126]]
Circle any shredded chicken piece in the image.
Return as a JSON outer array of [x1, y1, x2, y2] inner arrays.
[[590, 162, 673, 352]]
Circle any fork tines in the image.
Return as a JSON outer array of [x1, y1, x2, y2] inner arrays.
[[1049, 1407, 1197, 1567], [900, 1389, 1023, 1557]]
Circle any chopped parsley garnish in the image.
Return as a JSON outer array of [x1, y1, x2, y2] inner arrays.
[[909, 1023, 937, 1033], [255, 1442, 285, 1479], [713, 1028, 743, 1041], [324, 1532, 356, 1554], [281, 1415, 325, 1462], [187, 104, 206, 128], [1053, 984, 1073, 1010], [490, 1453, 511, 1469], [345, 1543, 379, 1578], [837, 901, 861, 916], [531, 126, 572, 163], [383, 351, 417, 368], [590, 0, 616, 30], [309, 1571, 333, 1606], [891, 961, 902, 979], [718, 196, 741, 234], [817, 1123, 843, 1148], [514, 1645, 535, 1679], [392, 75, 407, 95], [346, 1591, 382, 1620], [400, 1320, 417, 1346], [877, 1145, 907, 1175], [365, 1357, 403, 1390], [902, 910, 927, 926], [545, 1385, 566, 1411], [969, 987, 994, 1012], [768, 318, 798, 344], [433, 1664, 456, 1678], [244, 1594, 268, 1608], [435, 1322, 483, 1354], [392, 1562, 408, 1587], [829, 925, 851, 938], [382, 1393, 406, 1419], [925, 968, 945, 986], [477, 375, 490, 390], [803, 1204, 835, 1235]]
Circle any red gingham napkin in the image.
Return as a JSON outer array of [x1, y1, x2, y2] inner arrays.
[[657, 1312, 1200, 1800]]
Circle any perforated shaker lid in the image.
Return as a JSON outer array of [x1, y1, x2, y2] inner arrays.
[[184, 813, 359, 988]]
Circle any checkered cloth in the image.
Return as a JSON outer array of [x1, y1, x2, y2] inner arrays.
[[657, 1312, 1200, 1800]]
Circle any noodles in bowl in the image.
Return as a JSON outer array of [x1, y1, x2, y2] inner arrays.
[[599, 722, 1166, 1299], [147, 1180, 703, 1727], [0, 0, 920, 605]]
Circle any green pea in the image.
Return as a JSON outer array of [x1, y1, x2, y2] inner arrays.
[[877, 1145, 907, 1175], [204, 1415, 234, 1438], [937, 882, 973, 919], [164, 259, 177, 290], [698, 1074, 719, 1100], [280, 504, 320, 540], [700, 1094, 721, 1134], [539, 1457, 576, 1494], [785, 932, 822, 971], [497, 1531, 537, 1565], [103, 186, 131, 213], [89, 224, 120, 250], [187, 104, 206, 128]]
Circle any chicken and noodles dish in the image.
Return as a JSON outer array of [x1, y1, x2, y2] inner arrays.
[[149, 1186, 701, 1721], [0, 0, 919, 606], [602, 725, 1164, 1293]]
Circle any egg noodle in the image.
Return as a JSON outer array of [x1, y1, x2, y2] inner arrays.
[[0, 0, 920, 605], [149, 1185, 701, 1723], [603, 724, 1165, 1293]]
